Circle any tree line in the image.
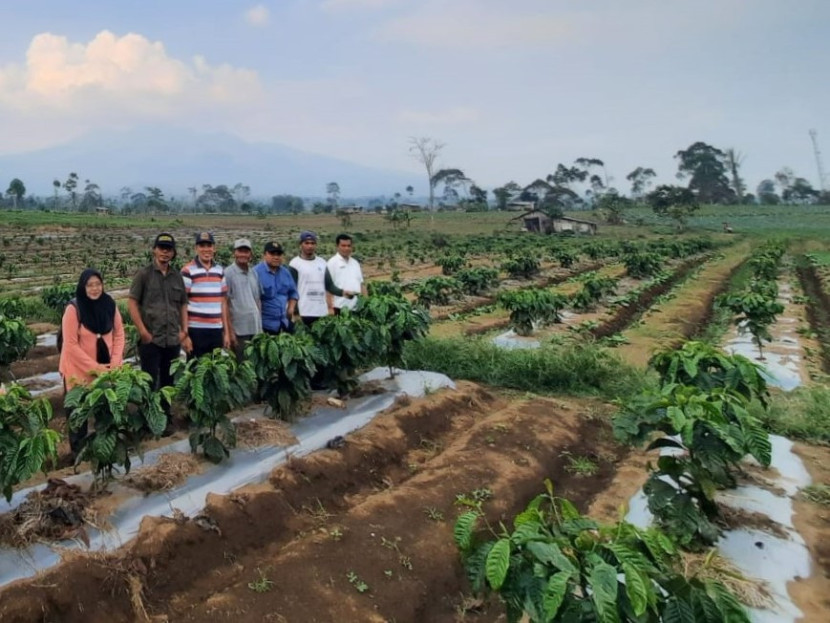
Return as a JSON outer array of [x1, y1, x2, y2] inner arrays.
[[2, 140, 826, 215]]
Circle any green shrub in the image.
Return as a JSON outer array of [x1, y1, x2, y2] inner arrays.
[[455, 479, 750, 623], [0, 384, 60, 501], [498, 289, 568, 336], [172, 349, 256, 462], [246, 332, 323, 420], [65, 365, 170, 485]]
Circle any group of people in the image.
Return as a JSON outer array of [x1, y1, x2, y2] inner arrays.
[[58, 230, 366, 450]]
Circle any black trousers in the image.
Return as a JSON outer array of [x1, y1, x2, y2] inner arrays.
[[188, 328, 223, 360], [139, 342, 182, 391]]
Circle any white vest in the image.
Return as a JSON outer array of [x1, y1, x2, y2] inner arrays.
[[289, 256, 329, 317]]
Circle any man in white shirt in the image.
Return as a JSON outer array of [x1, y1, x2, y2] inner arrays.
[[327, 233, 367, 314], [288, 231, 354, 327]]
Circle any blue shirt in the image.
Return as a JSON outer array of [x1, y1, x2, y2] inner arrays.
[[254, 261, 299, 332]]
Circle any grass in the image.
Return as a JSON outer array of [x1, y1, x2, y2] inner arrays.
[[801, 484, 830, 506], [403, 336, 652, 400], [753, 384, 830, 443]]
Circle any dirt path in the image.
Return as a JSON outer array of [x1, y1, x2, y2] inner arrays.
[[615, 241, 751, 367]]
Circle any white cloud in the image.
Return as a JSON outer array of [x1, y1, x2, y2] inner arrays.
[[244, 4, 270, 27], [0, 30, 267, 153], [398, 106, 480, 125]]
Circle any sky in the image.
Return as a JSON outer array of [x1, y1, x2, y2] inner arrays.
[[0, 0, 828, 196]]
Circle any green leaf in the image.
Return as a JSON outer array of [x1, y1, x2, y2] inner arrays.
[[542, 570, 571, 620], [662, 595, 695, 623], [589, 561, 621, 623], [485, 538, 511, 590], [454, 511, 478, 552], [526, 541, 577, 576]]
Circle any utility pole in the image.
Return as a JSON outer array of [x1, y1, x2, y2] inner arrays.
[[809, 129, 828, 191]]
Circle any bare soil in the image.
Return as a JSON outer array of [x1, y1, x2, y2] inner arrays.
[[0, 383, 631, 623]]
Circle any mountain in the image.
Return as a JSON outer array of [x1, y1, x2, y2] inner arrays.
[[0, 126, 419, 199]]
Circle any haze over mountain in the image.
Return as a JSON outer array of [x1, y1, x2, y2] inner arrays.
[[0, 126, 421, 200]]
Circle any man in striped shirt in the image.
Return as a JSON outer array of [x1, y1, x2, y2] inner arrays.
[[182, 231, 231, 358]]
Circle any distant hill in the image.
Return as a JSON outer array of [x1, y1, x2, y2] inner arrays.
[[0, 126, 419, 199]]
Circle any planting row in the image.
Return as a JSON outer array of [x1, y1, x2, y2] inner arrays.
[[0, 295, 429, 498]]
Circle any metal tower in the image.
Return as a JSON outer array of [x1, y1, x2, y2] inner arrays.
[[809, 129, 828, 191]]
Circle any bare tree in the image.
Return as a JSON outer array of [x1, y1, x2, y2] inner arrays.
[[724, 148, 745, 203], [408, 137, 444, 212]]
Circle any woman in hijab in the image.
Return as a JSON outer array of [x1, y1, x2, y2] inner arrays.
[[58, 268, 126, 453]]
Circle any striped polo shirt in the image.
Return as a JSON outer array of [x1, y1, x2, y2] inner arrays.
[[182, 258, 228, 329]]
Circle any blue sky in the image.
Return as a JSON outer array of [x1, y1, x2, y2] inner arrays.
[[0, 0, 828, 195]]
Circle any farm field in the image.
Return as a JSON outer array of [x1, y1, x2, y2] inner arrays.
[[2, 207, 830, 622]]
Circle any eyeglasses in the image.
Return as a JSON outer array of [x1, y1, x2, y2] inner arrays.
[[85, 281, 103, 289]]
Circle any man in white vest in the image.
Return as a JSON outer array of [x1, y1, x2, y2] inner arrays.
[[327, 233, 367, 314], [288, 231, 354, 327]]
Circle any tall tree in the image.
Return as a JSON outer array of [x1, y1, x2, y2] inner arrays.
[[326, 182, 340, 209], [575, 157, 608, 192], [756, 179, 780, 205], [6, 178, 25, 209], [674, 142, 735, 204], [63, 172, 79, 210], [145, 187, 168, 213], [432, 168, 469, 205], [646, 184, 698, 231], [52, 179, 61, 209], [492, 181, 521, 210], [80, 179, 101, 211], [408, 137, 444, 212], [626, 167, 656, 198], [724, 148, 746, 203]]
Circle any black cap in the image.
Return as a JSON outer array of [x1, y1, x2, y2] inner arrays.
[[153, 233, 176, 249], [195, 231, 215, 245], [264, 241, 284, 254]]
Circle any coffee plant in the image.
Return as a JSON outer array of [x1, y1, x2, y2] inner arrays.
[[498, 289, 567, 336], [172, 349, 256, 462], [356, 295, 430, 377], [412, 276, 462, 308], [436, 255, 466, 276], [311, 312, 377, 396], [456, 267, 499, 296], [614, 343, 772, 549], [501, 254, 540, 279], [0, 313, 36, 372], [0, 384, 60, 501], [40, 284, 75, 312], [718, 284, 784, 360], [65, 365, 171, 485], [455, 479, 750, 623], [246, 332, 324, 419], [622, 252, 663, 279]]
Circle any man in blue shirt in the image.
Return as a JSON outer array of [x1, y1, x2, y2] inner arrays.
[[254, 241, 299, 334]]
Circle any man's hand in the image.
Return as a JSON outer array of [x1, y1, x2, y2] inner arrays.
[[139, 329, 153, 344]]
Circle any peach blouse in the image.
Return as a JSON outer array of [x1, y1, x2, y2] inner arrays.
[[58, 303, 126, 389]]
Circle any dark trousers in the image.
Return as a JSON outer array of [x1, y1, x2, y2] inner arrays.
[[188, 328, 223, 359], [139, 342, 181, 391], [138, 342, 181, 433], [233, 334, 254, 362], [301, 316, 321, 328]]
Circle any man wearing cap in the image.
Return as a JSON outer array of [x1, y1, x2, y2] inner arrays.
[[225, 238, 262, 360], [181, 232, 231, 358], [255, 241, 299, 335], [128, 233, 190, 411], [288, 231, 354, 327], [327, 233, 367, 314]]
